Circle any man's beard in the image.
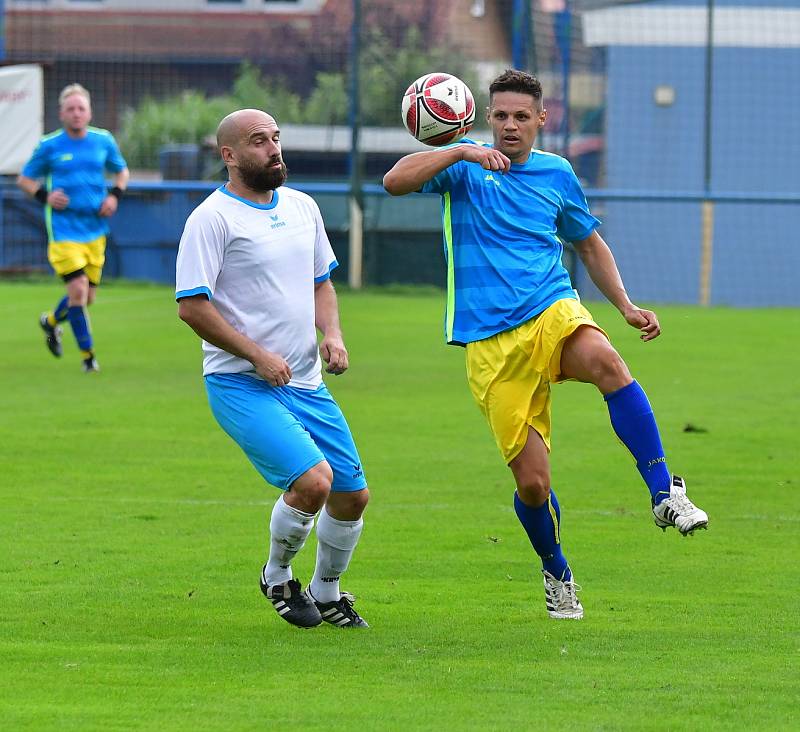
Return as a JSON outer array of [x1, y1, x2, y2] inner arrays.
[[238, 158, 288, 192]]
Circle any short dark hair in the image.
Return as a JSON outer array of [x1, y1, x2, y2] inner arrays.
[[489, 69, 543, 105]]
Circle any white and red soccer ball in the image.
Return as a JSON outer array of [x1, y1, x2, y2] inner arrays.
[[401, 72, 476, 147]]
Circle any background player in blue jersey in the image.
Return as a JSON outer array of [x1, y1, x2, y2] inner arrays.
[[176, 109, 369, 629], [383, 69, 708, 619], [17, 83, 129, 373]]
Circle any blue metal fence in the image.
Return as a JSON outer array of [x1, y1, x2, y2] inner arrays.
[[1, 178, 798, 306]]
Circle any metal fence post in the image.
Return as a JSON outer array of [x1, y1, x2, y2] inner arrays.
[[347, 0, 363, 289]]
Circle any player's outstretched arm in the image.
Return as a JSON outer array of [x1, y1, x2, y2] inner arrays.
[[573, 230, 661, 341], [178, 295, 293, 385], [314, 279, 348, 375], [383, 145, 510, 196]]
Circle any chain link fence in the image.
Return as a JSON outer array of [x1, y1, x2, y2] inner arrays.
[[1, 0, 798, 304]]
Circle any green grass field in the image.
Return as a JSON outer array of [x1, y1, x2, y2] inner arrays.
[[1, 280, 798, 731]]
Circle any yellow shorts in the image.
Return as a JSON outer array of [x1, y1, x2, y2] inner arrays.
[[47, 235, 106, 285], [465, 298, 608, 463]]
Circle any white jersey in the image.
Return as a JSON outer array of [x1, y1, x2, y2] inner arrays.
[[175, 185, 337, 388]]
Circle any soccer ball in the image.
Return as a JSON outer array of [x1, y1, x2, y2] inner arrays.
[[401, 72, 476, 147]]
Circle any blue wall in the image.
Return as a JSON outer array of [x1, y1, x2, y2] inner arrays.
[[607, 46, 800, 193], [579, 196, 799, 307], [581, 199, 704, 304], [598, 3, 800, 306]]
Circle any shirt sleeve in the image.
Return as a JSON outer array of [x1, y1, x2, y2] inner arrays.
[[312, 199, 338, 282], [104, 134, 128, 173], [556, 161, 601, 242], [21, 138, 50, 180], [175, 205, 227, 301], [418, 140, 474, 194]]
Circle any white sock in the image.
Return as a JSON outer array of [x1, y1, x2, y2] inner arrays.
[[263, 495, 316, 586], [309, 508, 364, 603]]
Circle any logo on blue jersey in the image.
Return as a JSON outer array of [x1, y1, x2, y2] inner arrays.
[[484, 173, 501, 186], [352, 463, 363, 479], [59, 153, 74, 162], [269, 214, 286, 229]]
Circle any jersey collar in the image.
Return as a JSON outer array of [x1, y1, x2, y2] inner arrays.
[[219, 184, 280, 210]]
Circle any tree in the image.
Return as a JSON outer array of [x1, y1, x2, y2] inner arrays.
[[118, 29, 483, 170]]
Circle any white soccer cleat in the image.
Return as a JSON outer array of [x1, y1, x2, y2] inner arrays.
[[543, 569, 584, 620], [652, 475, 709, 535]]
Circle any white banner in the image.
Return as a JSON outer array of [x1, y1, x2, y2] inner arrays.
[[0, 65, 44, 175]]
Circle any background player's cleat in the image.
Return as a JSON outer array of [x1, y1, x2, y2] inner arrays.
[[652, 475, 708, 535], [260, 574, 322, 628], [39, 314, 63, 357], [543, 569, 583, 620], [309, 590, 369, 628], [82, 354, 100, 373]]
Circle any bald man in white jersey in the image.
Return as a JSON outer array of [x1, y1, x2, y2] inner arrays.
[[176, 109, 369, 629]]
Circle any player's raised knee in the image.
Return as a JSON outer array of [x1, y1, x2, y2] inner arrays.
[[596, 348, 632, 392]]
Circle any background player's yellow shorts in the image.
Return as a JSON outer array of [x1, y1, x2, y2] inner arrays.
[[47, 235, 106, 285], [465, 297, 608, 463]]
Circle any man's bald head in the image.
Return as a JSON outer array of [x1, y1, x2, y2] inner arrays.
[[216, 108, 287, 194], [216, 109, 276, 150]]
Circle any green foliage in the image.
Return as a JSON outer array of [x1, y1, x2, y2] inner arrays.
[[359, 26, 484, 126], [230, 62, 304, 122], [118, 91, 233, 170], [118, 64, 302, 169], [304, 72, 349, 126], [119, 29, 485, 169]]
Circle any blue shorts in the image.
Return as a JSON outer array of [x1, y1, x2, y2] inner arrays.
[[205, 373, 367, 492]]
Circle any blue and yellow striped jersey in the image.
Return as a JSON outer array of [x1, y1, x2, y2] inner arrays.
[[22, 127, 127, 244], [421, 139, 600, 345]]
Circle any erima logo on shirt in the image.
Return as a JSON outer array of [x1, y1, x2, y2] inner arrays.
[[484, 173, 500, 186], [352, 463, 363, 478], [60, 153, 74, 162], [269, 214, 286, 229]]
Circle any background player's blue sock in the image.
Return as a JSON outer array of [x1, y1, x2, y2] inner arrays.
[[53, 296, 69, 322], [514, 490, 570, 580], [45, 296, 70, 327], [604, 380, 671, 504], [67, 305, 93, 352]]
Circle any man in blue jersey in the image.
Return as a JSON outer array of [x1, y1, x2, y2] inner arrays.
[[383, 69, 708, 620], [17, 83, 129, 372]]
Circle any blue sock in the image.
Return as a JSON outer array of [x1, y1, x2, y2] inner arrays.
[[67, 305, 93, 352], [604, 380, 671, 504], [53, 296, 69, 323], [514, 490, 570, 580]]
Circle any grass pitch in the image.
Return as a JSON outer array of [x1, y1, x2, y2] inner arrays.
[[1, 280, 798, 731]]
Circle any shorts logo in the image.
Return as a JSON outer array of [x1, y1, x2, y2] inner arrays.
[[269, 214, 286, 229], [352, 463, 363, 478]]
